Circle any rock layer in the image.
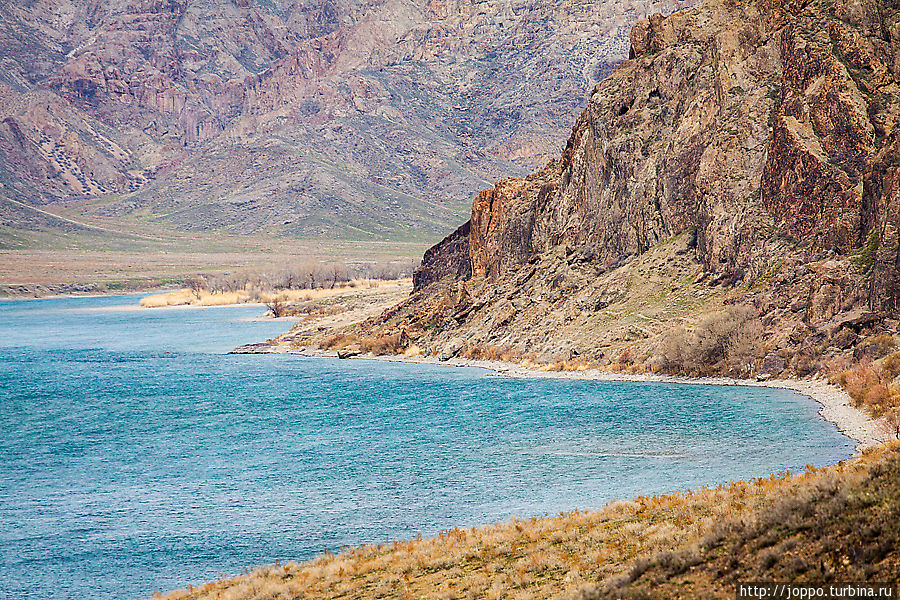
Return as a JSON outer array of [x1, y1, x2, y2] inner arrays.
[[421, 0, 900, 310]]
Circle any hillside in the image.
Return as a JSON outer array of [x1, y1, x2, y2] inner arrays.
[[0, 0, 692, 244], [156, 443, 900, 600], [274, 0, 900, 416], [145, 0, 900, 596]]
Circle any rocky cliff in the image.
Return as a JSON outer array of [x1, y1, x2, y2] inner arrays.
[[0, 0, 692, 241], [412, 220, 471, 291], [467, 0, 900, 284], [339, 0, 900, 383]]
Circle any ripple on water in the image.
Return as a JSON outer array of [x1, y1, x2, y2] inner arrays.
[[0, 295, 855, 600]]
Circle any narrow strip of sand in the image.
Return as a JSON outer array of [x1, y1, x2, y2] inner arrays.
[[442, 359, 890, 453]]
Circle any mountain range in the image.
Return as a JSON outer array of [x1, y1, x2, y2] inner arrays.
[[334, 0, 900, 391], [0, 0, 691, 243]]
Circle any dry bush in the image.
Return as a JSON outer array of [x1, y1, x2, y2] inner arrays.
[[500, 347, 525, 363], [370, 333, 404, 356], [357, 337, 377, 353], [458, 345, 478, 360], [262, 294, 289, 317], [660, 305, 764, 376], [885, 409, 900, 440], [403, 345, 424, 357], [354, 334, 408, 355], [859, 333, 897, 360], [610, 348, 635, 372], [483, 346, 505, 361], [321, 333, 359, 350], [881, 350, 900, 379], [830, 346, 900, 415]]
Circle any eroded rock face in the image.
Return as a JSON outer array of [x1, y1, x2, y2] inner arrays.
[[419, 0, 900, 315], [413, 221, 471, 292]]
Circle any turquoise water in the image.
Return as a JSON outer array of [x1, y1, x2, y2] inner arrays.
[[0, 295, 853, 600]]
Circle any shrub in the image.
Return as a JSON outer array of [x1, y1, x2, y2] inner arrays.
[[321, 333, 359, 350], [263, 294, 289, 317], [371, 333, 404, 356], [660, 305, 765, 376], [851, 230, 879, 274], [881, 350, 900, 379], [829, 352, 900, 415], [862, 333, 896, 360], [884, 409, 900, 440]]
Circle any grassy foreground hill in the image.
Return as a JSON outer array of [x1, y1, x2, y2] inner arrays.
[[155, 442, 900, 600]]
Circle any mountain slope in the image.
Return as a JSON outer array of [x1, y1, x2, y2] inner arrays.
[[328, 0, 900, 385], [0, 0, 693, 242]]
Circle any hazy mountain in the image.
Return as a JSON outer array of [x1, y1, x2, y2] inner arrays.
[[0, 0, 691, 242]]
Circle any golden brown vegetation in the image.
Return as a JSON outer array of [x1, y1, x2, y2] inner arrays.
[[140, 279, 410, 309], [154, 445, 900, 600], [829, 336, 900, 419], [321, 332, 406, 356], [583, 443, 900, 599]]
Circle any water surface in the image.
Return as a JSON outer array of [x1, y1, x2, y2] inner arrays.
[[0, 295, 854, 599]]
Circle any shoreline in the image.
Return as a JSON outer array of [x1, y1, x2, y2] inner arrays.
[[235, 344, 891, 454], [0, 290, 157, 302], [0, 283, 182, 301]]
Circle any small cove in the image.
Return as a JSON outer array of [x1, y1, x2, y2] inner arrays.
[[0, 295, 854, 600]]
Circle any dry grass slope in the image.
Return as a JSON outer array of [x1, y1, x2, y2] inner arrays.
[[154, 445, 900, 600]]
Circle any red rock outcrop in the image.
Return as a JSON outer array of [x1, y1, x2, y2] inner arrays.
[[420, 0, 900, 316]]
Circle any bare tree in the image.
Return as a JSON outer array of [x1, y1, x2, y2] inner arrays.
[[659, 305, 764, 376], [264, 295, 288, 318], [327, 262, 348, 288], [184, 276, 205, 298]]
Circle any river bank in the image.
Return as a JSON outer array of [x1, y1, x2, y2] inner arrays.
[[0, 283, 175, 301], [233, 344, 891, 453], [10, 293, 858, 600]]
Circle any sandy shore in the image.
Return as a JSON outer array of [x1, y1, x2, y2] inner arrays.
[[238, 344, 891, 453]]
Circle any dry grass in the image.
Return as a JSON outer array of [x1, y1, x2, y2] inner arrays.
[[830, 338, 900, 416], [139, 280, 410, 308], [140, 289, 254, 307], [321, 332, 406, 356], [153, 444, 900, 600], [583, 442, 900, 599]]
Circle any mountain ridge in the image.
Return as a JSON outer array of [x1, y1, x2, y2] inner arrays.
[[298, 0, 900, 397], [0, 0, 692, 242]]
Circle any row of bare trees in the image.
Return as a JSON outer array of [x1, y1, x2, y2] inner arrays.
[[184, 259, 419, 295]]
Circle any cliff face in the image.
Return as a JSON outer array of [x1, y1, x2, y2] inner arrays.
[[356, 0, 900, 377], [413, 221, 472, 292], [466, 0, 900, 288], [0, 0, 694, 240]]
